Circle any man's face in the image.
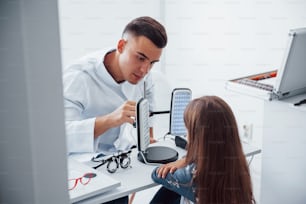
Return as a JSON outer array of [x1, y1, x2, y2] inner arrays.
[[118, 35, 162, 84]]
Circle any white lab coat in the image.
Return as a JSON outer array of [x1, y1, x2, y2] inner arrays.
[[63, 49, 155, 154]]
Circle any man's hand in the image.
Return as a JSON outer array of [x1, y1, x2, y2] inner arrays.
[[108, 101, 136, 126], [150, 137, 157, 144], [149, 128, 157, 143], [94, 101, 136, 138]]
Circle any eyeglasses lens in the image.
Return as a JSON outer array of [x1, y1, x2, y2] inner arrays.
[[120, 155, 131, 169], [107, 158, 119, 173]]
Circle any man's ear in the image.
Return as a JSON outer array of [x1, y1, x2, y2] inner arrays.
[[117, 39, 126, 53]]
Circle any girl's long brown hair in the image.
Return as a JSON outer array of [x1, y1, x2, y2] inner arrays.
[[184, 96, 255, 204]]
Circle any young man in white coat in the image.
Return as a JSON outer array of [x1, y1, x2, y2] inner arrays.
[[63, 16, 167, 155], [63, 16, 167, 154], [63, 16, 167, 204]]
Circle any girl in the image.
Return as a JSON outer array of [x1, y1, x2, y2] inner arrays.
[[151, 96, 255, 204]]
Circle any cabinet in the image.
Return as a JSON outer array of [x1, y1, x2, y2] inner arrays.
[[260, 94, 306, 204]]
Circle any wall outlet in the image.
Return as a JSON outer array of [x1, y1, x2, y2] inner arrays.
[[242, 123, 253, 143]]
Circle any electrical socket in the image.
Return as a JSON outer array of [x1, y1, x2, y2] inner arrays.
[[242, 123, 253, 143]]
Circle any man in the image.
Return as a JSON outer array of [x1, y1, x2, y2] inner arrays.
[[63, 16, 167, 156]]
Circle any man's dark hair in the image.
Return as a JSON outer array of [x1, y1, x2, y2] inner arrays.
[[122, 16, 167, 48]]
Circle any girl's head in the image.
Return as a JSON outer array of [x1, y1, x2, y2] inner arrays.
[[184, 96, 255, 204], [184, 95, 240, 162]]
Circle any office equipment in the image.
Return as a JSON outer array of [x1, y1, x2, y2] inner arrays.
[[174, 135, 188, 149], [136, 98, 178, 165], [68, 158, 120, 203], [226, 27, 306, 100], [235, 74, 275, 91], [225, 27, 306, 202], [168, 88, 192, 149], [169, 88, 192, 135]]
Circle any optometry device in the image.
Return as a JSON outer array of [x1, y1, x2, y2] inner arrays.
[[169, 88, 192, 136], [169, 88, 192, 149], [136, 98, 178, 165], [91, 149, 132, 173]]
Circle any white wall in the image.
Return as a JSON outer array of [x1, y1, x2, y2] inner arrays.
[[58, 0, 165, 69]]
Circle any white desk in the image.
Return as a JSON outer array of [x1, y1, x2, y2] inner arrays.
[[70, 139, 261, 204]]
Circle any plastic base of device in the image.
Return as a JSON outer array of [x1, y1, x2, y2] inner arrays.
[[137, 146, 178, 164]]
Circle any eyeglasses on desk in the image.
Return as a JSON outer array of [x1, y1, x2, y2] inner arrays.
[[68, 172, 97, 191], [91, 149, 132, 173]]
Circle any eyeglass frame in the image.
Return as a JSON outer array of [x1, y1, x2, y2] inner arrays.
[[91, 149, 132, 173], [68, 172, 97, 191]]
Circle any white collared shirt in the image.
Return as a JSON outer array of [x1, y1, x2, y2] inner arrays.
[[63, 49, 155, 154]]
